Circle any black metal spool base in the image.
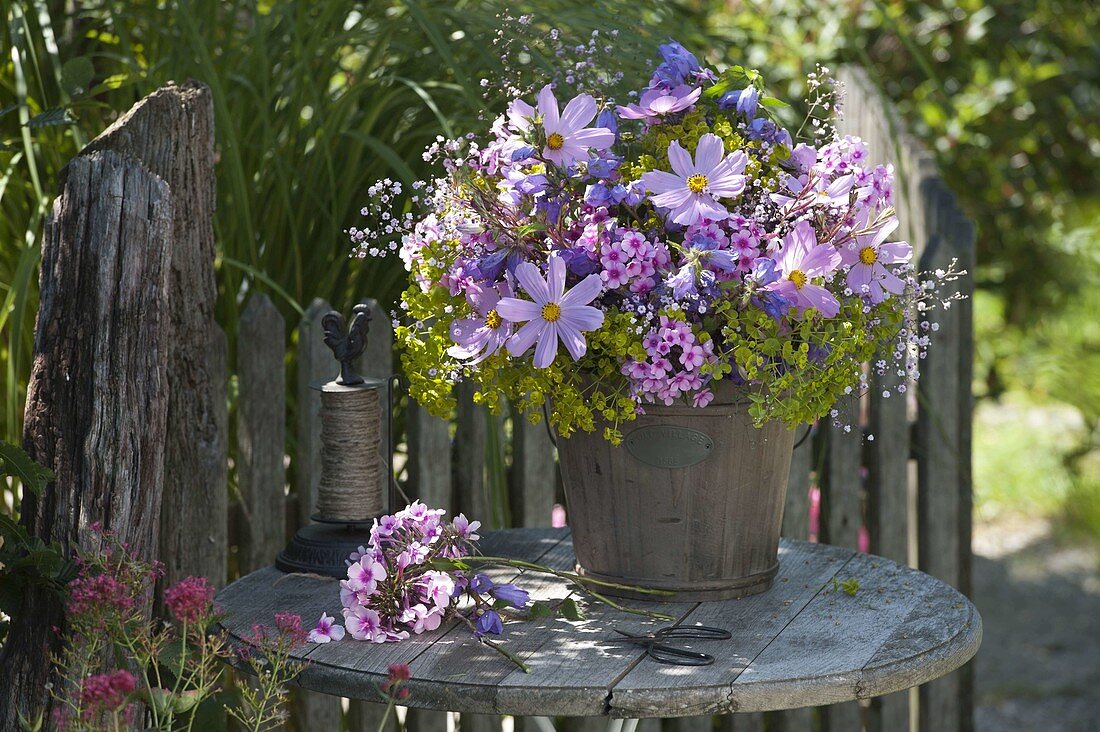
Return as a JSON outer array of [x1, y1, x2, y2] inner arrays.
[[275, 522, 375, 578]]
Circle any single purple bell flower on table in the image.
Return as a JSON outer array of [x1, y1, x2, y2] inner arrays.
[[469, 573, 494, 594], [475, 610, 504, 637], [489, 583, 530, 609]]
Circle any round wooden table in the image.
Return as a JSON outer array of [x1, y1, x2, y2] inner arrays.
[[216, 528, 981, 719]]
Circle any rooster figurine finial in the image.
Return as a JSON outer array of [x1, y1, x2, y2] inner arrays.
[[321, 303, 372, 385]]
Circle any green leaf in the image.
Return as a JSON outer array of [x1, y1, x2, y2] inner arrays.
[[558, 598, 585, 621], [25, 108, 75, 129], [0, 441, 53, 496], [60, 57, 95, 97], [759, 97, 790, 108], [428, 558, 467, 572], [526, 601, 555, 620]]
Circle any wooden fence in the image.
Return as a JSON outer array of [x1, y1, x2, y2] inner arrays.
[[11, 65, 974, 732]]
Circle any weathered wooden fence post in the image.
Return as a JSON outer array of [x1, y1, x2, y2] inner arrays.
[[510, 407, 558, 528], [0, 150, 174, 728], [79, 80, 227, 592], [237, 294, 287, 574]]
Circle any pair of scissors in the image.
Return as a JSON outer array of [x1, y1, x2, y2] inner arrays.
[[609, 625, 731, 666]]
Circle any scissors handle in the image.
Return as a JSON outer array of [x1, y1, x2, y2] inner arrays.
[[656, 625, 732, 641], [647, 643, 715, 666]]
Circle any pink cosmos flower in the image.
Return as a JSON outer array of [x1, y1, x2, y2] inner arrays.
[[767, 221, 843, 318], [642, 134, 748, 226], [447, 283, 514, 365], [839, 215, 912, 303], [617, 86, 702, 125], [309, 612, 346, 643], [772, 173, 855, 211], [532, 85, 615, 167], [497, 254, 605, 368]]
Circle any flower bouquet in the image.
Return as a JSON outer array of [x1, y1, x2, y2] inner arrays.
[[353, 34, 959, 598], [311, 501, 672, 671]]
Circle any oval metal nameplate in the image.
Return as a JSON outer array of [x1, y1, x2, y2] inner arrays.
[[624, 425, 714, 468]]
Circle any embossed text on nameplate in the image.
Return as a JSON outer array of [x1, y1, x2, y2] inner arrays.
[[624, 425, 714, 468]]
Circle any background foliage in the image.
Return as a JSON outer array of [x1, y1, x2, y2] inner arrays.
[[1, 0, 1097, 534]]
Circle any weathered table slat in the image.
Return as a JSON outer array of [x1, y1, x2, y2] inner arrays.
[[609, 541, 852, 718], [215, 529, 980, 719]]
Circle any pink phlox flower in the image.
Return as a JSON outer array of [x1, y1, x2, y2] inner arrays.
[[619, 230, 650, 258], [448, 282, 514, 365], [497, 253, 605, 368], [671, 371, 703, 391], [680, 344, 706, 370], [397, 542, 430, 571], [309, 612, 346, 643], [534, 85, 615, 167], [642, 331, 662, 356], [839, 214, 912, 303], [453, 513, 481, 541], [693, 388, 715, 408], [404, 603, 445, 634], [347, 559, 387, 593], [601, 260, 630, 289], [642, 134, 748, 226], [370, 514, 399, 542], [599, 242, 627, 266], [617, 86, 702, 124], [767, 221, 843, 318], [623, 359, 650, 380], [340, 579, 373, 608], [420, 571, 456, 609], [731, 229, 760, 265], [344, 605, 388, 643], [659, 316, 694, 348]]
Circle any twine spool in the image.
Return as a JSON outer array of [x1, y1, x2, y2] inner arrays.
[[315, 385, 383, 521]]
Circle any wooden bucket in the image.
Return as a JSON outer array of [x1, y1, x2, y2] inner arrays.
[[557, 384, 797, 601]]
